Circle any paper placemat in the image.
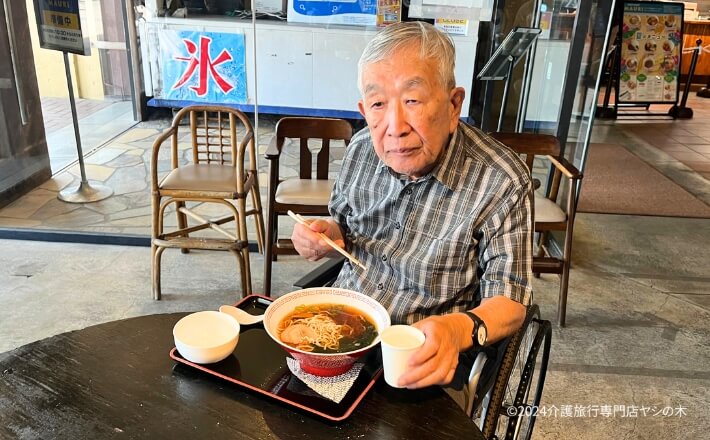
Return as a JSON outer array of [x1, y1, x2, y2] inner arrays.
[[286, 358, 364, 403]]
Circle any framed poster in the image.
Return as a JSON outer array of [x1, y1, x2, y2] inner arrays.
[[618, 1, 684, 104], [32, 0, 89, 55]]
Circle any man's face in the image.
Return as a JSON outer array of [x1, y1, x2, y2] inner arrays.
[[358, 45, 465, 179]]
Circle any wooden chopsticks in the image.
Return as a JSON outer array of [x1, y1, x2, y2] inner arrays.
[[287, 210, 367, 271]]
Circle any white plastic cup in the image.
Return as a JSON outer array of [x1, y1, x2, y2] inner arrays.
[[380, 325, 426, 388]]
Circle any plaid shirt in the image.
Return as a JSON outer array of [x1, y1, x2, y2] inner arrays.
[[330, 121, 533, 324]]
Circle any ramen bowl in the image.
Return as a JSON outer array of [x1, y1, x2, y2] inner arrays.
[[173, 311, 240, 364], [264, 287, 391, 376]]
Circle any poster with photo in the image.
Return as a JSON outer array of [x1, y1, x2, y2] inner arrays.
[[618, 1, 684, 103]]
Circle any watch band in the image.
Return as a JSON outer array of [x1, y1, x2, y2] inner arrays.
[[462, 310, 487, 347]]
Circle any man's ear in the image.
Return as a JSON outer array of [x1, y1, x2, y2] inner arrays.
[[449, 87, 466, 130], [357, 100, 366, 119]]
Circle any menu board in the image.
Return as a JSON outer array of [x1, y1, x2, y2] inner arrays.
[[618, 1, 684, 103]]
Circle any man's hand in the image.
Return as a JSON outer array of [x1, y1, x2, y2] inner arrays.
[[395, 313, 472, 388], [291, 218, 346, 261]]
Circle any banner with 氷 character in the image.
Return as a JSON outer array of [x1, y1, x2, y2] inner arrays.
[[619, 1, 683, 103], [159, 30, 247, 104]]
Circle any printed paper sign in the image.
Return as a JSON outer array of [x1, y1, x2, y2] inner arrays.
[[435, 18, 469, 36]]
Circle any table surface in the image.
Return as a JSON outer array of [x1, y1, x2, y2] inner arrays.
[[0, 313, 485, 440]]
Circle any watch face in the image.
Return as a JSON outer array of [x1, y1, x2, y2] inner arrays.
[[477, 326, 487, 346]]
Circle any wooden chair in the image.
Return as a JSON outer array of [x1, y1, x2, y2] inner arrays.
[[150, 105, 265, 300], [263, 117, 353, 296], [489, 132, 583, 327]]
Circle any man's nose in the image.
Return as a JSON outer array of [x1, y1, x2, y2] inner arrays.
[[385, 102, 409, 137]]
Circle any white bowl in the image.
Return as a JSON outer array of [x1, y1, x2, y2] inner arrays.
[[264, 288, 391, 376], [173, 311, 240, 364]]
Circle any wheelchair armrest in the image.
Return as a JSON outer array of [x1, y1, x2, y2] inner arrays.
[[292, 257, 345, 289]]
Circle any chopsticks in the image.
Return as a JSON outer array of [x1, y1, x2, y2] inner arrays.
[[287, 210, 367, 271]]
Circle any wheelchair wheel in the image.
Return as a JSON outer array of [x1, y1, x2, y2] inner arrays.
[[481, 305, 552, 440]]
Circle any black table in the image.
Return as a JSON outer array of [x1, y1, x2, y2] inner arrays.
[[0, 313, 485, 439]]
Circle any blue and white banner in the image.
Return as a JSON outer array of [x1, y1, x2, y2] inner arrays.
[[288, 0, 377, 26], [159, 31, 247, 104]]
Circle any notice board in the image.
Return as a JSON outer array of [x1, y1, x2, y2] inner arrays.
[[32, 0, 88, 55], [618, 1, 684, 104]]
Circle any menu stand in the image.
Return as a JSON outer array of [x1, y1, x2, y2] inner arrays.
[[477, 27, 541, 132]]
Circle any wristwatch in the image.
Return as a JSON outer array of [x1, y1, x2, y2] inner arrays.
[[462, 311, 488, 347]]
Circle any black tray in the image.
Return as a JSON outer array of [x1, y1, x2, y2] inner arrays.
[[170, 294, 383, 421]]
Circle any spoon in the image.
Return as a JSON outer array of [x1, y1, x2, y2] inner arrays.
[[219, 305, 264, 326]]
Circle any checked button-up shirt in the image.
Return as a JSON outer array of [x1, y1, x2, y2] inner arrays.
[[329, 121, 533, 324]]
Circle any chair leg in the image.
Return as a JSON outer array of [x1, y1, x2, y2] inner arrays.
[[263, 206, 277, 297], [176, 200, 190, 254], [533, 231, 548, 278], [558, 223, 576, 327], [151, 194, 162, 300], [230, 249, 249, 299], [250, 184, 266, 254], [236, 198, 253, 296], [153, 246, 166, 300]]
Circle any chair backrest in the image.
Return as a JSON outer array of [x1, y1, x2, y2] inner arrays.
[[275, 117, 353, 180], [489, 132, 564, 200], [171, 105, 256, 172]]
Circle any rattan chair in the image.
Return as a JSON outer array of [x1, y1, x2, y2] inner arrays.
[[263, 117, 353, 296], [150, 105, 265, 300], [489, 132, 583, 326]]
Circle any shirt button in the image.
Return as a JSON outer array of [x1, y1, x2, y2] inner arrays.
[[381, 255, 387, 261], [377, 283, 384, 290], [395, 222, 401, 229], [405, 188, 413, 195]]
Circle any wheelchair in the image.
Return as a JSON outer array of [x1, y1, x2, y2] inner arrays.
[[294, 258, 552, 440]]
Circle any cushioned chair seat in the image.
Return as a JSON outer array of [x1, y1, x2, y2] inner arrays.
[[534, 193, 567, 223], [274, 178, 335, 205], [160, 164, 237, 193]]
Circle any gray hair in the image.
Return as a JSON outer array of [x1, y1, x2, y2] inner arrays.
[[358, 21, 456, 94]]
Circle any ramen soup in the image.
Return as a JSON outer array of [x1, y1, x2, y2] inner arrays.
[[644, 58, 655, 69], [278, 303, 378, 353]]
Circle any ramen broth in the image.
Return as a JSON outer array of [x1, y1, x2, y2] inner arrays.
[[278, 303, 378, 353]]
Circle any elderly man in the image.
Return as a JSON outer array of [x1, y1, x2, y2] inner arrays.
[[291, 21, 532, 409]]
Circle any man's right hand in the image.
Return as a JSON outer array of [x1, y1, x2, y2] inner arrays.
[[291, 218, 346, 262]]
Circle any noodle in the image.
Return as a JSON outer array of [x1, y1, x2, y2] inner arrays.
[[277, 303, 377, 353]]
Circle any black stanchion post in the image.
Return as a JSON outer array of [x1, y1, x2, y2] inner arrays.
[[669, 39, 702, 119], [698, 57, 710, 98]]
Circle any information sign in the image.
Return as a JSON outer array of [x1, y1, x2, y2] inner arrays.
[[33, 0, 88, 55], [618, 1, 684, 103]]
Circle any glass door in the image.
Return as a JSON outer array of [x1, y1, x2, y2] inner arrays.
[[0, 0, 52, 208]]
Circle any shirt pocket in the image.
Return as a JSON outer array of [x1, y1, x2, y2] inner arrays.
[[403, 232, 478, 299]]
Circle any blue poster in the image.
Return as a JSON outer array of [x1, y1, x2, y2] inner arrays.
[[160, 31, 247, 104]]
